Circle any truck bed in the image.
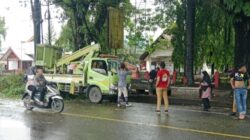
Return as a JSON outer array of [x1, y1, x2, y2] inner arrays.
[[45, 74, 84, 84]]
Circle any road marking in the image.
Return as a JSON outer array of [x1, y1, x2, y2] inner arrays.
[[62, 112, 250, 139], [172, 107, 229, 116], [1, 102, 249, 139], [172, 107, 250, 118]]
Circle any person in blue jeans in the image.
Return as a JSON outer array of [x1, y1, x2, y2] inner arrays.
[[230, 64, 250, 120]]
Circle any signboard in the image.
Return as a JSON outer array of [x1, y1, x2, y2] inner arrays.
[[166, 63, 174, 75], [108, 7, 124, 49], [8, 60, 18, 70]]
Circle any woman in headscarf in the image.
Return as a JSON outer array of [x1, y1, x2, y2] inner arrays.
[[200, 71, 212, 111]]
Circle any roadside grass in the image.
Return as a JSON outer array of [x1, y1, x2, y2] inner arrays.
[[0, 74, 25, 99], [0, 74, 87, 101]]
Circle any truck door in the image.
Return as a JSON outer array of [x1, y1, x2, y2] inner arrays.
[[108, 60, 120, 93], [88, 59, 110, 93]]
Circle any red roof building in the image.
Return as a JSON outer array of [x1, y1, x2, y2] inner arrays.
[[0, 47, 33, 72]]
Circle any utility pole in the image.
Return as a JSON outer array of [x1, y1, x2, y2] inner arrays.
[[47, 0, 52, 46], [185, 0, 195, 86], [134, 0, 137, 54], [30, 0, 42, 60]]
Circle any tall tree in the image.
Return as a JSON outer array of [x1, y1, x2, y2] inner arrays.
[[54, 0, 132, 52], [194, 0, 234, 72], [19, 0, 42, 46], [221, 0, 250, 70], [29, 0, 42, 58], [168, 0, 235, 74], [167, 0, 186, 69], [185, 0, 195, 85], [0, 17, 6, 48]]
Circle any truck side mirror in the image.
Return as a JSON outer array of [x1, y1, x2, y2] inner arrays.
[[110, 68, 117, 73], [108, 71, 113, 76]]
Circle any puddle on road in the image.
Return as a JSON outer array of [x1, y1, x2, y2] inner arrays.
[[0, 99, 24, 110], [0, 118, 31, 140]]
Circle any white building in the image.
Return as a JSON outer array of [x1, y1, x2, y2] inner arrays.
[[139, 31, 174, 74]]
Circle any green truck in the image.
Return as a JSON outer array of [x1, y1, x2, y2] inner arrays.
[[36, 44, 121, 103]]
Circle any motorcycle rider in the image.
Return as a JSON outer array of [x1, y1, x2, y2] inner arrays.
[[27, 66, 47, 104], [24, 66, 36, 101], [33, 66, 47, 102]]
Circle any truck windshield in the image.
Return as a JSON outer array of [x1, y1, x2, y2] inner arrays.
[[108, 60, 120, 73]]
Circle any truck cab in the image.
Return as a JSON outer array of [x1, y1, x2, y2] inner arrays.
[[85, 58, 120, 103]]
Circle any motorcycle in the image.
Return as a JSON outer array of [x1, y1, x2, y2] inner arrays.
[[22, 83, 64, 113]]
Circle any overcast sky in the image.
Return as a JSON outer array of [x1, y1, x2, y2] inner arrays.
[[0, 0, 162, 52], [0, 0, 63, 51]]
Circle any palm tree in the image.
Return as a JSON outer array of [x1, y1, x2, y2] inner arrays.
[[185, 0, 195, 86]]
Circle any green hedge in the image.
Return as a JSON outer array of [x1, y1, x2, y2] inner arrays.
[[0, 74, 25, 98]]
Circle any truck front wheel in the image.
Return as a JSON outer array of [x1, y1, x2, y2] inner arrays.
[[88, 87, 102, 103]]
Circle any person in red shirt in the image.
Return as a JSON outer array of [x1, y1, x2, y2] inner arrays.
[[156, 62, 170, 114]]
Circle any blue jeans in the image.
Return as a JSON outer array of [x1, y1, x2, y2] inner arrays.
[[234, 88, 247, 115]]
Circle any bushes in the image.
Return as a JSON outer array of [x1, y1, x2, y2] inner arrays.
[[0, 74, 25, 98]]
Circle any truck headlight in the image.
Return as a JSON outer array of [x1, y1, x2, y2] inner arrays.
[[110, 84, 118, 90]]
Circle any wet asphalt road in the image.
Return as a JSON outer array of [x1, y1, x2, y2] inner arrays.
[[0, 99, 250, 140]]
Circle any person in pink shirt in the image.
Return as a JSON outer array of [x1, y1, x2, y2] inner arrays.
[[200, 71, 212, 111]]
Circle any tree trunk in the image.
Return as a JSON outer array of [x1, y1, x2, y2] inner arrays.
[[234, 16, 250, 72], [30, 0, 41, 59], [211, 63, 214, 75], [185, 0, 195, 86], [34, 0, 41, 45]]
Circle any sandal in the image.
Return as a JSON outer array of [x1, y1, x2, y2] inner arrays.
[[156, 110, 161, 114], [239, 115, 245, 120]]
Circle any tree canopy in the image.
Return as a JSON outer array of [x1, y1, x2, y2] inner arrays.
[[222, 0, 250, 70], [51, 0, 250, 74], [165, 0, 235, 72], [53, 0, 132, 52]]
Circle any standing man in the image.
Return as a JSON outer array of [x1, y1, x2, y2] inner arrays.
[[156, 62, 170, 114], [149, 66, 157, 95], [117, 63, 131, 107], [230, 64, 250, 120]]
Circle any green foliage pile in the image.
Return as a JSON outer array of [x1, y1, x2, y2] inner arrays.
[[0, 74, 25, 98]]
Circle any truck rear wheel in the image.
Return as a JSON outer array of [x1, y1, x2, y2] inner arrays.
[[88, 87, 102, 103]]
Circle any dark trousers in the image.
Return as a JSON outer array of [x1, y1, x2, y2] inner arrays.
[[28, 85, 36, 100], [202, 98, 210, 110], [37, 87, 46, 101], [28, 85, 45, 101], [148, 80, 155, 94]]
